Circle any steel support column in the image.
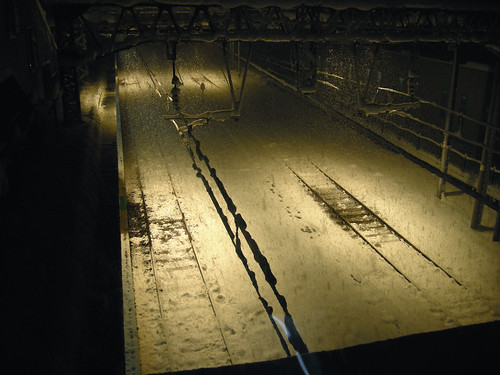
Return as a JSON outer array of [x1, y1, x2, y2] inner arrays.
[[494, 213, 500, 241], [436, 46, 459, 199], [293, 42, 317, 93], [471, 61, 500, 231]]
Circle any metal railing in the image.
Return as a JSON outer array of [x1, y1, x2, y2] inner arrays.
[[249, 51, 500, 239], [253, 53, 500, 177]]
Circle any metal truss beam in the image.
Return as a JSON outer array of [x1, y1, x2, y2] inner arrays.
[[44, 1, 500, 12], [49, 4, 500, 66]]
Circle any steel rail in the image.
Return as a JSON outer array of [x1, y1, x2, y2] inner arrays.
[[311, 162, 462, 286], [285, 163, 419, 291]]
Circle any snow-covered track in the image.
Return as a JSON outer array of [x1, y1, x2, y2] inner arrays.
[[285, 160, 463, 292], [182, 128, 310, 357]]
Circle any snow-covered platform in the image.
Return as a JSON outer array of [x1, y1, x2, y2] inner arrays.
[[117, 44, 500, 374]]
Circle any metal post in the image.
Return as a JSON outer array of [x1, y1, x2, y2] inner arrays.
[[471, 61, 500, 229], [236, 43, 252, 110], [222, 42, 237, 106], [494, 213, 500, 241], [237, 41, 241, 75], [437, 46, 459, 199]]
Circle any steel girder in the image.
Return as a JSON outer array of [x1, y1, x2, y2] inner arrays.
[[50, 4, 500, 66], [42, 1, 500, 12]]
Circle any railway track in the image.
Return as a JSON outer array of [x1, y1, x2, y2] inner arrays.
[[284, 159, 463, 292], [124, 49, 313, 371], [180, 126, 309, 357]]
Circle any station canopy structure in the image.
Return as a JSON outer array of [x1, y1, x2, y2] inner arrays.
[[43, 0, 500, 219], [45, 0, 500, 66]]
